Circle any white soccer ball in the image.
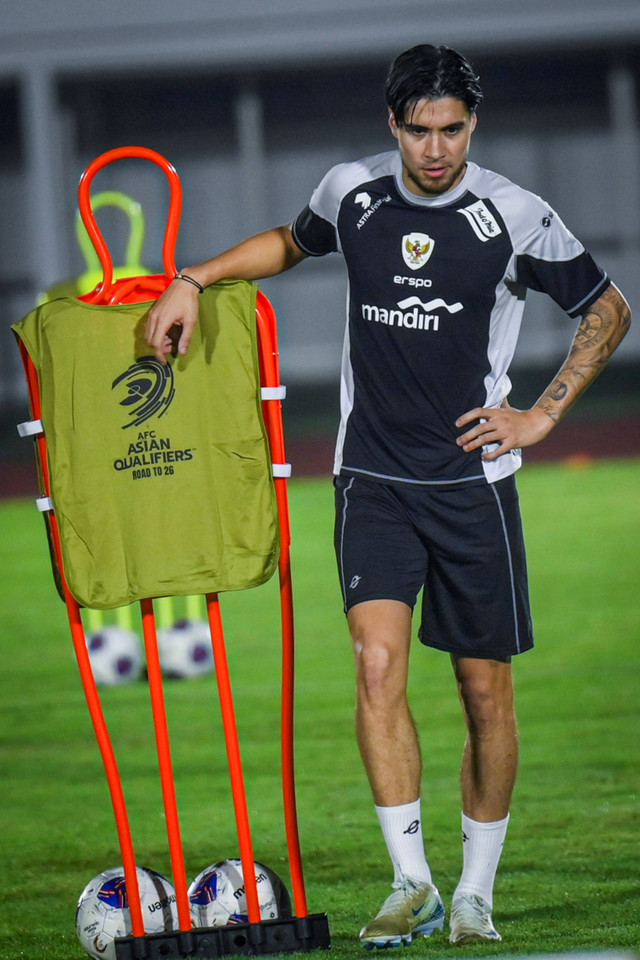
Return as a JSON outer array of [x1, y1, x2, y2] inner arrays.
[[86, 626, 143, 685], [188, 859, 291, 928], [157, 619, 215, 679], [76, 865, 179, 960]]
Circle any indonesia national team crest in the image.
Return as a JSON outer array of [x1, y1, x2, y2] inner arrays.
[[402, 233, 434, 271]]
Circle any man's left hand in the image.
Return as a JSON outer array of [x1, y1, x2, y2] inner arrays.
[[455, 399, 554, 461]]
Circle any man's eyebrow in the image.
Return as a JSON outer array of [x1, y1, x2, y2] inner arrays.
[[402, 120, 466, 133]]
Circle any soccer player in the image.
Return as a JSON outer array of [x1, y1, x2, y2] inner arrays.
[[146, 44, 631, 946]]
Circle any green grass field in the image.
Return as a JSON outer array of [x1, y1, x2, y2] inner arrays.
[[1, 459, 639, 959]]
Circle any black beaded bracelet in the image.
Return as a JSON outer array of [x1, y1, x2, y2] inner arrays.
[[174, 272, 204, 294]]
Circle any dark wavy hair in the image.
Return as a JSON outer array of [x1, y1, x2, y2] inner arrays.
[[385, 44, 483, 123]]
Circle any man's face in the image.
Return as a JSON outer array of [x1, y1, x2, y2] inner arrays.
[[389, 96, 477, 197]]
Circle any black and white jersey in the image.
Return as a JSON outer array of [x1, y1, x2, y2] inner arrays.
[[292, 152, 609, 486]]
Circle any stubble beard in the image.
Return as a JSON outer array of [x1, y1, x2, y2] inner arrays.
[[404, 158, 468, 198]]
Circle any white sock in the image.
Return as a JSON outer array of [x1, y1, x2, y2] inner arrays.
[[454, 812, 510, 909], [375, 800, 433, 886]]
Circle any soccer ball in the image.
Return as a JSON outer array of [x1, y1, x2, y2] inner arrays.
[[188, 859, 291, 927], [76, 865, 178, 960], [157, 619, 215, 679], [86, 626, 143, 685]]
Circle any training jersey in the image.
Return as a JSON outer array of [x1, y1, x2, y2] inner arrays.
[[291, 153, 609, 486]]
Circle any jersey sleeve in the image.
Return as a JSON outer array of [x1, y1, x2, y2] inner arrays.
[[292, 204, 338, 257], [292, 159, 374, 257], [511, 198, 609, 318], [292, 152, 399, 259], [516, 249, 609, 318]]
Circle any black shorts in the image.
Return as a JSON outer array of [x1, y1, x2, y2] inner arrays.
[[334, 474, 534, 659]]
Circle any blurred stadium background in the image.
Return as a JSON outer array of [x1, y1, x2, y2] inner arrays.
[[1, 0, 639, 493]]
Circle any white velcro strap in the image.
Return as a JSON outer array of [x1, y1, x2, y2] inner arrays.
[[272, 463, 292, 478], [17, 419, 44, 437], [261, 386, 286, 401], [36, 496, 53, 512]]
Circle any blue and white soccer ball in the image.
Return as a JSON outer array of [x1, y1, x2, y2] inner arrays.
[[76, 865, 178, 960], [86, 626, 143, 686], [157, 619, 215, 679], [188, 859, 291, 928]]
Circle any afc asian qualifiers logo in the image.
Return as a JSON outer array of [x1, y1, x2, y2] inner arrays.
[[402, 232, 434, 271], [112, 356, 175, 429]]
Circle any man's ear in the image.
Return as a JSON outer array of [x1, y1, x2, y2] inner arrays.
[[388, 109, 400, 140]]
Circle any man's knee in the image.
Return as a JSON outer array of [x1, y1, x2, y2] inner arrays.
[[353, 641, 396, 702], [454, 658, 515, 732], [348, 600, 412, 702]]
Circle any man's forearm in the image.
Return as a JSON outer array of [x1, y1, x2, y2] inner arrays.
[[146, 223, 307, 360], [535, 283, 631, 425], [182, 224, 306, 289]]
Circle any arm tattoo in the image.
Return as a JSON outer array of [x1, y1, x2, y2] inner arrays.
[[549, 381, 568, 402], [536, 283, 631, 424]]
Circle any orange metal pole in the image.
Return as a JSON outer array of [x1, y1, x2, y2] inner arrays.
[[205, 594, 261, 923], [65, 585, 146, 937], [139, 598, 192, 932], [17, 346, 145, 936], [77, 145, 181, 304], [255, 295, 308, 917], [277, 538, 308, 918]]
